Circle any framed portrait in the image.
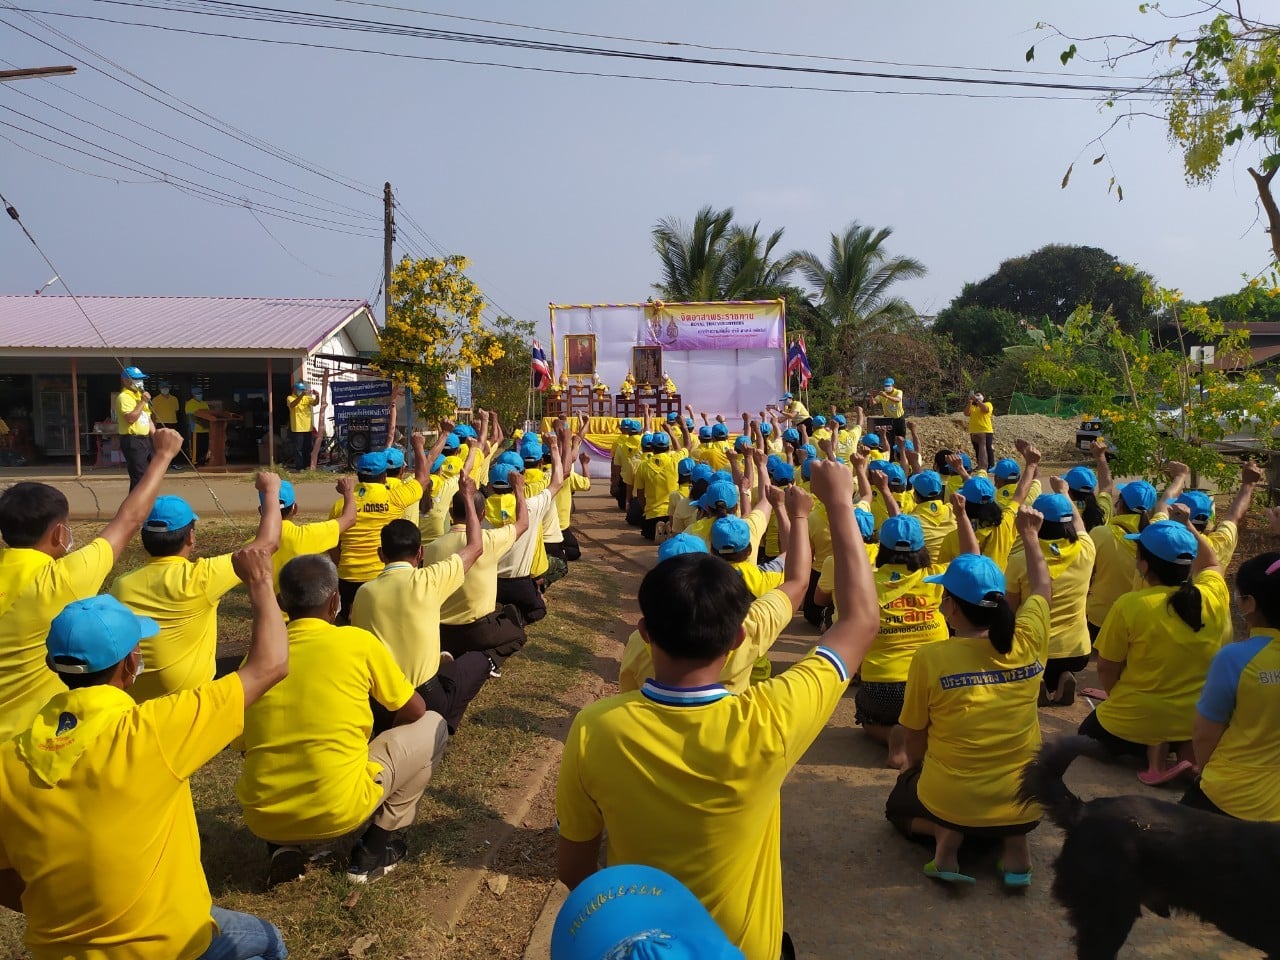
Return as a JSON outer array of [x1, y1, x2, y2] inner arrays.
[[564, 334, 597, 377], [632, 345, 663, 385]]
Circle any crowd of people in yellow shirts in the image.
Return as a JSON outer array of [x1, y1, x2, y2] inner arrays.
[[0, 410, 601, 960], [2, 379, 1280, 960], [554, 383, 1280, 959]]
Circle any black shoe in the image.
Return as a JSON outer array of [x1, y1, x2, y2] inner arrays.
[[487, 655, 502, 679], [1057, 672, 1077, 707], [267, 845, 306, 888], [347, 836, 407, 884]]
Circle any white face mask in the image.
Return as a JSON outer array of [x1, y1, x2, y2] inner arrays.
[[131, 655, 146, 680], [131, 380, 145, 391], [57, 522, 75, 554], [160, 387, 170, 395]]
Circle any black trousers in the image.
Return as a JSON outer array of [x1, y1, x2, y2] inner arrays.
[[337, 578, 365, 625], [971, 432, 995, 470], [291, 430, 314, 470], [369, 652, 492, 736], [497, 575, 546, 624], [546, 528, 581, 562], [641, 515, 669, 541], [801, 568, 826, 627], [191, 432, 209, 464], [1078, 709, 1147, 759], [1044, 654, 1090, 692], [119, 434, 152, 489], [440, 608, 528, 666]]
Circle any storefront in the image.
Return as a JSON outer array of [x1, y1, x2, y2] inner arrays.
[[0, 296, 380, 471]]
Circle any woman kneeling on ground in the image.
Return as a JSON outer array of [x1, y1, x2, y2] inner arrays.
[[1079, 504, 1230, 785], [886, 504, 1051, 887]]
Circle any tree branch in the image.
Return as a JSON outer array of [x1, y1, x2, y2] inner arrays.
[[1247, 165, 1280, 264]]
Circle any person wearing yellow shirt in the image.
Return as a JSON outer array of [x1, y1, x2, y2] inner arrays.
[[268, 476, 356, 591], [866, 460, 913, 532], [667, 457, 699, 536], [352, 496, 487, 733], [382, 446, 422, 525], [611, 419, 643, 511], [698, 421, 732, 472], [111, 478, 282, 701], [813, 505, 879, 625], [635, 433, 680, 541], [778, 390, 811, 430], [1005, 488, 1096, 708], [860, 431, 888, 462], [556, 461, 879, 960], [965, 390, 995, 471], [286, 380, 320, 470], [833, 411, 863, 461], [907, 471, 956, 562], [184, 387, 211, 466], [890, 510, 1052, 887], [149, 381, 184, 473], [330, 433, 435, 623], [1078, 513, 1230, 785], [993, 455, 1041, 509], [421, 454, 461, 543], [1185, 551, 1280, 821], [760, 459, 795, 559], [1085, 480, 1158, 640], [0, 428, 185, 744], [809, 415, 833, 456], [114, 365, 155, 490], [860, 513, 949, 770], [875, 377, 906, 441], [237, 553, 448, 887], [493, 428, 567, 628], [424, 472, 529, 671], [936, 453, 1040, 568], [1161, 459, 1263, 575], [0, 543, 290, 960]]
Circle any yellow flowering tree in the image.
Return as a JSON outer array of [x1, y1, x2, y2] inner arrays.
[[371, 255, 503, 421], [1029, 280, 1280, 487]]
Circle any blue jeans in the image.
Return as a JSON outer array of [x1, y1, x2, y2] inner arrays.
[[200, 907, 287, 960]]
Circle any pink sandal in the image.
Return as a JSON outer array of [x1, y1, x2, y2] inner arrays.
[[1079, 687, 1108, 702], [1137, 759, 1194, 786]]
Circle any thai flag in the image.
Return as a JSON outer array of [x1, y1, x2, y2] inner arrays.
[[531, 340, 552, 391], [787, 336, 812, 388]]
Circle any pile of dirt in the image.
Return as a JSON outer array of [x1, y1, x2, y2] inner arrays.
[[897, 413, 1083, 465]]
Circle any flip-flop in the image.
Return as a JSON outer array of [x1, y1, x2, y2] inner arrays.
[[1079, 687, 1108, 701], [924, 861, 976, 885], [1137, 759, 1194, 786], [996, 860, 1033, 889]]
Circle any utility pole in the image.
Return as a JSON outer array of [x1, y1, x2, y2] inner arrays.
[[383, 181, 394, 327], [0, 66, 76, 83]]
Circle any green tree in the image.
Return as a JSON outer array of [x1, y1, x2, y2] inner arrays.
[[472, 315, 539, 430], [932, 304, 1030, 361], [372, 254, 500, 422], [651, 205, 797, 300], [791, 222, 926, 344], [1200, 283, 1280, 323]]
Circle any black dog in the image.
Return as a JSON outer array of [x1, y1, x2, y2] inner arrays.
[[1020, 736, 1280, 960]]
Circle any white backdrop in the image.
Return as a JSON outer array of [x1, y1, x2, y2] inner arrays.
[[549, 304, 786, 421]]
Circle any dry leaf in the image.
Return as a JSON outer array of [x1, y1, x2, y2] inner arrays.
[[346, 933, 379, 958], [341, 889, 362, 910], [486, 873, 509, 897]]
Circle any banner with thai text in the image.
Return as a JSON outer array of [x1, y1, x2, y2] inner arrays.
[[640, 302, 784, 351], [330, 378, 392, 404]]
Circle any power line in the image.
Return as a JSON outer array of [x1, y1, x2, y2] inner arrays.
[[0, 127, 158, 182]]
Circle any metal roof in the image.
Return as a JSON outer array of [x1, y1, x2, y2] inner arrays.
[[0, 296, 378, 355]]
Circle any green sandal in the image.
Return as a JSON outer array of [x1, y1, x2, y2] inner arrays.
[[924, 860, 976, 884]]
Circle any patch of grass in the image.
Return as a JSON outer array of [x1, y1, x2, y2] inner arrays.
[[0, 536, 615, 960]]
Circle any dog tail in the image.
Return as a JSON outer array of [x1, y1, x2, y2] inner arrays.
[[1019, 736, 1098, 829]]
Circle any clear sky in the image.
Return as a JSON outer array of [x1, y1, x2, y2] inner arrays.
[[1, 0, 1273, 335]]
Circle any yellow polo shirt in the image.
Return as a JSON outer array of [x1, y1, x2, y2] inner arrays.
[[967, 402, 994, 434], [110, 554, 241, 702], [0, 539, 114, 743], [420, 473, 458, 542], [936, 503, 1018, 569], [556, 470, 591, 530], [698, 440, 731, 473], [910, 500, 956, 563], [997, 478, 1041, 507], [669, 486, 697, 534], [817, 542, 880, 621], [865, 564, 948, 682], [730, 558, 784, 598], [1086, 515, 1142, 628], [424, 525, 519, 625], [808, 501, 832, 573], [1197, 629, 1280, 821], [869, 488, 913, 532], [115, 387, 152, 437], [1093, 570, 1230, 745], [273, 518, 341, 592], [618, 590, 794, 695], [236, 618, 414, 842], [877, 389, 904, 418], [637, 452, 680, 521], [614, 434, 643, 486], [687, 508, 769, 555], [558, 644, 850, 960], [184, 398, 209, 434], [834, 427, 861, 461], [783, 399, 810, 421], [331, 478, 424, 582], [1006, 536, 1096, 661], [350, 557, 466, 687], [900, 596, 1049, 828], [150, 392, 179, 425], [0, 675, 243, 960], [386, 475, 420, 526], [287, 394, 316, 433]]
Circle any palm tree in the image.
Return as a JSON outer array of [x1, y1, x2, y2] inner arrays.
[[652, 206, 797, 301], [792, 222, 926, 337]]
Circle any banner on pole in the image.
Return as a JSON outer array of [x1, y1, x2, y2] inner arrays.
[[641, 302, 784, 351], [330, 379, 392, 404], [446, 367, 473, 408], [333, 404, 391, 423]]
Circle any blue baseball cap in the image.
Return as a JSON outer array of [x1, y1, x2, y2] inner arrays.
[[1175, 490, 1215, 523], [698, 426, 713, 441], [431, 454, 446, 474], [685, 416, 695, 430], [442, 433, 461, 453], [697, 480, 739, 511], [356, 451, 388, 475], [260, 479, 296, 509], [884, 462, 907, 487], [652, 432, 671, 450], [909, 471, 945, 498], [122, 365, 145, 380], [883, 377, 895, 386], [46, 595, 159, 674], [384, 447, 406, 469], [677, 457, 695, 480], [550, 864, 743, 960], [892, 439, 916, 453], [144, 495, 197, 532], [520, 440, 545, 462], [657, 533, 710, 562], [862, 433, 881, 447], [711, 470, 733, 484], [801, 457, 815, 481], [959, 452, 973, 470], [710, 422, 729, 440], [959, 476, 997, 504], [781, 392, 793, 401], [992, 458, 1021, 483], [812, 415, 827, 427], [497, 450, 525, 471], [880, 515, 925, 552], [454, 424, 478, 440], [666, 412, 680, 423], [711, 516, 752, 555], [1063, 466, 1098, 493], [734, 435, 752, 452], [833, 414, 847, 426], [1126, 519, 1198, 564], [924, 553, 1007, 606], [690, 463, 714, 484], [1033, 493, 1076, 523], [782, 428, 800, 444], [488, 462, 518, 488], [768, 460, 795, 485], [855, 507, 876, 539], [1119, 480, 1158, 513], [760, 422, 773, 436], [294, 381, 307, 391], [640, 432, 655, 448], [867, 459, 891, 474], [799, 443, 817, 460]]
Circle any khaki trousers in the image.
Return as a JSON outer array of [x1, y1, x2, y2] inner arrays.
[[367, 711, 448, 832]]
